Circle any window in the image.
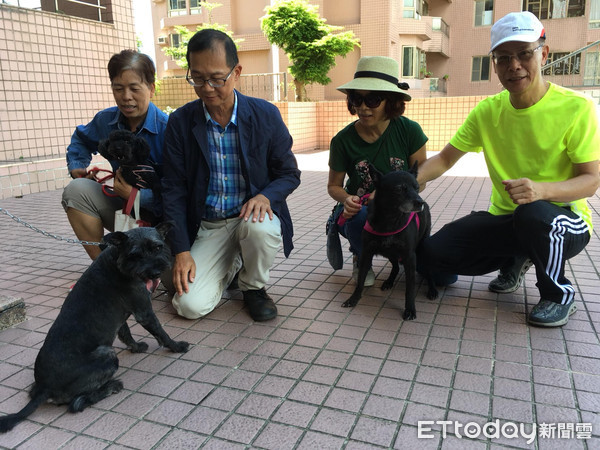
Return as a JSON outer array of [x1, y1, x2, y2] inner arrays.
[[190, 0, 202, 14], [403, 0, 426, 18], [584, 52, 600, 85], [475, 0, 494, 26], [590, 0, 600, 28], [472, 56, 491, 81], [170, 33, 182, 48], [402, 46, 417, 77], [168, 0, 186, 17], [2, 0, 41, 9], [523, 0, 585, 19], [542, 52, 581, 75]]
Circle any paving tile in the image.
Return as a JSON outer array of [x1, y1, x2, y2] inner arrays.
[[144, 399, 195, 426], [252, 422, 304, 450], [324, 387, 367, 413], [116, 420, 171, 449], [214, 413, 264, 444], [297, 430, 346, 449], [1, 171, 599, 449], [310, 407, 356, 437], [272, 399, 317, 427], [350, 416, 397, 447], [153, 429, 208, 449]]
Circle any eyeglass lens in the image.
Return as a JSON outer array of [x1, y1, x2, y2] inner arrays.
[[348, 93, 383, 108], [187, 66, 234, 87], [494, 45, 542, 65]]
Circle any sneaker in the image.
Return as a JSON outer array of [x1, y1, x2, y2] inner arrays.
[[352, 256, 375, 287], [488, 257, 533, 293], [528, 299, 577, 327]]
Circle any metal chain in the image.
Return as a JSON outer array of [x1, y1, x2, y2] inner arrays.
[[0, 207, 101, 246]]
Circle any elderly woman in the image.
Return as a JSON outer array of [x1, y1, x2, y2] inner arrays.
[[62, 50, 168, 260], [327, 56, 428, 285]]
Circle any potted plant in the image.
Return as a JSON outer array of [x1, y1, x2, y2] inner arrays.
[[442, 74, 449, 81]]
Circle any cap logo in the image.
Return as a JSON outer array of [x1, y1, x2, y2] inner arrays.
[[513, 27, 534, 32]]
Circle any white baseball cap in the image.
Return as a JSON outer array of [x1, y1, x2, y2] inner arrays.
[[490, 11, 546, 52]]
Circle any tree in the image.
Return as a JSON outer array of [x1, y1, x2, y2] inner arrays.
[[261, 0, 360, 101], [162, 2, 242, 70]]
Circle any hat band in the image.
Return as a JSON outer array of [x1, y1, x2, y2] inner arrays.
[[354, 70, 399, 86]]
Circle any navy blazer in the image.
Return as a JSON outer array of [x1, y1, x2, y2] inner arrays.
[[162, 91, 301, 257]]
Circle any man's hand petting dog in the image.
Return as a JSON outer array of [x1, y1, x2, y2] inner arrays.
[[0, 223, 189, 433], [342, 163, 438, 320]]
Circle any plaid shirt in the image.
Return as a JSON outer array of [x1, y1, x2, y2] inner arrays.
[[203, 94, 248, 219]]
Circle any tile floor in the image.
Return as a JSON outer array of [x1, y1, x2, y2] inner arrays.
[[0, 153, 599, 449]]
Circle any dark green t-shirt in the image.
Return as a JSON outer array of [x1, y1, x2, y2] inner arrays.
[[329, 116, 428, 196]]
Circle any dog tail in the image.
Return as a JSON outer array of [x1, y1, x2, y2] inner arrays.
[[0, 388, 50, 433]]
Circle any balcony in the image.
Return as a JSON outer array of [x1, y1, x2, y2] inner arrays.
[[422, 17, 450, 57]]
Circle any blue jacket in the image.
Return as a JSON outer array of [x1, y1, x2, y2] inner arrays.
[[162, 91, 301, 256], [65, 103, 168, 216]]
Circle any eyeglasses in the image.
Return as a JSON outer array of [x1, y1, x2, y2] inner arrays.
[[348, 92, 385, 109], [492, 44, 544, 66], [186, 65, 236, 88]]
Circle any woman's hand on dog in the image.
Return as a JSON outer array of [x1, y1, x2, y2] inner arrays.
[[173, 251, 196, 295], [342, 195, 363, 219]]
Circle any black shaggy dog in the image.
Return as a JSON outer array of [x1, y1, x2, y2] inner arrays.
[[97, 129, 158, 190], [342, 163, 438, 320], [0, 223, 189, 433]]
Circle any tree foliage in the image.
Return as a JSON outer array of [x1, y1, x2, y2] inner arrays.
[[161, 2, 242, 70], [261, 0, 359, 101]]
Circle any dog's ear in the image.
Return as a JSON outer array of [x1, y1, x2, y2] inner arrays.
[[367, 163, 383, 185], [102, 231, 129, 248], [154, 221, 174, 240], [133, 136, 151, 161], [97, 138, 110, 157]]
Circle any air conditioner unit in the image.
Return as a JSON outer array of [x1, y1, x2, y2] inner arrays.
[[157, 36, 168, 45]]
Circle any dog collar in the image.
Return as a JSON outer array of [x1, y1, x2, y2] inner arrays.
[[364, 212, 419, 236]]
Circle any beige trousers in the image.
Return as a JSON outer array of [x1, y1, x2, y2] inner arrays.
[[172, 215, 282, 319]]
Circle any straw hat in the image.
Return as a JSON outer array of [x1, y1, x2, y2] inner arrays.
[[337, 56, 411, 101]]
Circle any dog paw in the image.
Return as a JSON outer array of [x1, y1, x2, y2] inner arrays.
[[107, 379, 124, 394], [129, 341, 149, 353], [426, 287, 439, 300], [169, 341, 190, 353], [69, 396, 88, 413], [402, 309, 417, 321], [381, 280, 393, 291], [342, 299, 357, 308]]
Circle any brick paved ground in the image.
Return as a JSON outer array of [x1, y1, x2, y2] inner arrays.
[[0, 152, 599, 449]]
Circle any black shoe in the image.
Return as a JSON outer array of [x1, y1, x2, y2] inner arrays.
[[243, 289, 277, 321], [488, 257, 533, 293], [528, 299, 576, 327]]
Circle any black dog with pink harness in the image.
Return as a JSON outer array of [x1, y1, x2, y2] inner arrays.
[[342, 163, 438, 320]]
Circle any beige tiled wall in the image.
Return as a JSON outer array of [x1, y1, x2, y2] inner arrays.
[[0, 2, 137, 198]]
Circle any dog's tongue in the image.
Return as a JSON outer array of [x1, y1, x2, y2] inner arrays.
[[145, 278, 160, 293]]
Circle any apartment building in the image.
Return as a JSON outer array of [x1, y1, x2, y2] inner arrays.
[[152, 0, 600, 99]]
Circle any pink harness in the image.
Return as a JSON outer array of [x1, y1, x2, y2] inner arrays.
[[364, 212, 420, 236]]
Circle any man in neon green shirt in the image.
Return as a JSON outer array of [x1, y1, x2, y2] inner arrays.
[[417, 11, 600, 327]]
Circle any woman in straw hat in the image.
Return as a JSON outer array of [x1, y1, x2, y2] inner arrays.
[[327, 55, 428, 286]]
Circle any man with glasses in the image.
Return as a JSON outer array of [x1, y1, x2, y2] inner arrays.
[[417, 11, 600, 327], [162, 29, 301, 321]]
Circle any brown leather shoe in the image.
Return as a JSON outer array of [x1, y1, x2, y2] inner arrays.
[[243, 288, 277, 321]]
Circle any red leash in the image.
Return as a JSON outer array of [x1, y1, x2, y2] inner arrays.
[[80, 167, 119, 197]]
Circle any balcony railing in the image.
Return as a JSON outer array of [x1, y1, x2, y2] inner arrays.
[[542, 40, 600, 88]]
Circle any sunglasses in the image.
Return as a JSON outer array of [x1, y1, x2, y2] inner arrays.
[[348, 92, 385, 109]]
